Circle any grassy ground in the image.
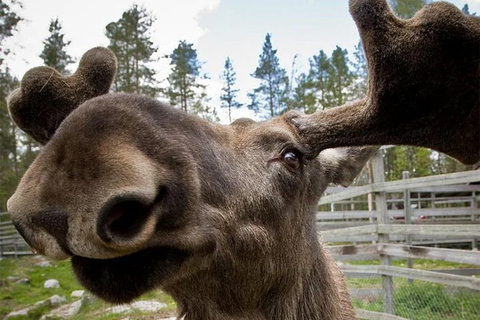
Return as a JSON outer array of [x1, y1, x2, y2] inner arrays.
[[347, 259, 480, 320], [0, 256, 177, 320], [2, 256, 479, 320], [351, 282, 480, 320], [349, 258, 478, 269]]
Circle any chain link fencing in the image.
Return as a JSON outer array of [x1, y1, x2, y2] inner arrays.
[[344, 260, 480, 320]]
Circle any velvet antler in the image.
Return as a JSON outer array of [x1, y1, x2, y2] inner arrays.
[[7, 47, 117, 145], [286, 0, 480, 165]]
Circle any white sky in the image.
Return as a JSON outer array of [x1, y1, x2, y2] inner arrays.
[[3, 0, 479, 123]]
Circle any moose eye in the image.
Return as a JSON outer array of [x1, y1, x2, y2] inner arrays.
[[282, 150, 301, 170]]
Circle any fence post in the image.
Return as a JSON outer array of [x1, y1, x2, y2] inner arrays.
[[403, 171, 413, 283], [372, 150, 395, 315], [472, 192, 478, 251], [367, 160, 376, 244]]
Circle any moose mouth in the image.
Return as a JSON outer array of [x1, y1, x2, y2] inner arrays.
[[71, 246, 189, 303]]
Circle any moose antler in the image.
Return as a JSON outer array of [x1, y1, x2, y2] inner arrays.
[[287, 0, 480, 165], [7, 47, 117, 145], [7, 1, 479, 163]]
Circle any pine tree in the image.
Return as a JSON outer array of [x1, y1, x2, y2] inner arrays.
[[246, 92, 259, 114], [250, 33, 288, 118], [351, 41, 368, 100], [192, 92, 219, 122], [0, 0, 22, 210], [105, 5, 159, 97], [329, 46, 355, 107], [0, 0, 22, 67], [167, 40, 217, 121], [291, 73, 316, 114], [283, 54, 299, 112], [308, 50, 333, 109], [462, 4, 476, 16], [0, 70, 19, 211], [167, 40, 202, 113], [40, 18, 74, 74], [220, 57, 242, 123], [388, 0, 430, 19]]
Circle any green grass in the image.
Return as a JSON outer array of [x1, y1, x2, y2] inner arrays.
[[0, 257, 177, 320], [2, 256, 479, 319], [352, 297, 383, 313], [349, 276, 480, 320], [0, 258, 82, 307], [344, 257, 480, 319], [349, 258, 477, 270], [0, 257, 84, 319]]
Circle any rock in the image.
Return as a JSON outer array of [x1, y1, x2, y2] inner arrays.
[[36, 260, 52, 268], [82, 294, 97, 305], [130, 300, 167, 312], [105, 300, 167, 314], [5, 307, 31, 319], [107, 304, 132, 314], [35, 300, 48, 307], [16, 278, 31, 285], [6, 276, 20, 282], [49, 295, 67, 306], [34, 295, 66, 308], [44, 279, 60, 289], [40, 299, 82, 320], [70, 290, 85, 298]]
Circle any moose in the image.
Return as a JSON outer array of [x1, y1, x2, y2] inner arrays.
[[6, 0, 479, 319]]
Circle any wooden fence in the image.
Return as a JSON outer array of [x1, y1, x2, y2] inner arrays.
[[320, 151, 480, 320], [0, 212, 31, 258]]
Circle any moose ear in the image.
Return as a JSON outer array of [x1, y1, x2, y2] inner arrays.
[[7, 47, 117, 145], [286, 0, 480, 165], [319, 146, 377, 187]]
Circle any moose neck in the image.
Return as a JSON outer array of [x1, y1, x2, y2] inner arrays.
[[166, 213, 351, 320]]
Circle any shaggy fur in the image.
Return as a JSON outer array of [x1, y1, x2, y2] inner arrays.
[[7, 47, 117, 145], [8, 92, 372, 319], [6, 1, 477, 319]]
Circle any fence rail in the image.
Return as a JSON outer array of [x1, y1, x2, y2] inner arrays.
[[319, 171, 480, 205], [321, 151, 480, 320], [0, 213, 32, 257], [356, 309, 409, 320], [327, 243, 480, 265]]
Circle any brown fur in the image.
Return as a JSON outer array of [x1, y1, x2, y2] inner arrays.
[[7, 47, 117, 144], [5, 1, 477, 319], [8, 92, 371, 319], [287, 0, 480, 165]]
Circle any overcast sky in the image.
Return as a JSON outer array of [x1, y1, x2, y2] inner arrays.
[[3, 0, 479, 123]]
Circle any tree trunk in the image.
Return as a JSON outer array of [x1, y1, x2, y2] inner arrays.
[[11, 125, 18, 178], [268, 76, 274, 117]]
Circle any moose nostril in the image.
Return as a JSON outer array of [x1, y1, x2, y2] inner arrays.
[[32, 210, 70, 253], [97, 198, 152, 244]]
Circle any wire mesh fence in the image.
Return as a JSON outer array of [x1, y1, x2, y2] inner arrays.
[[345, 264, 480, 320]]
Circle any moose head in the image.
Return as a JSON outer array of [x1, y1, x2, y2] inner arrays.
[[6, 1, 480, 319]]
